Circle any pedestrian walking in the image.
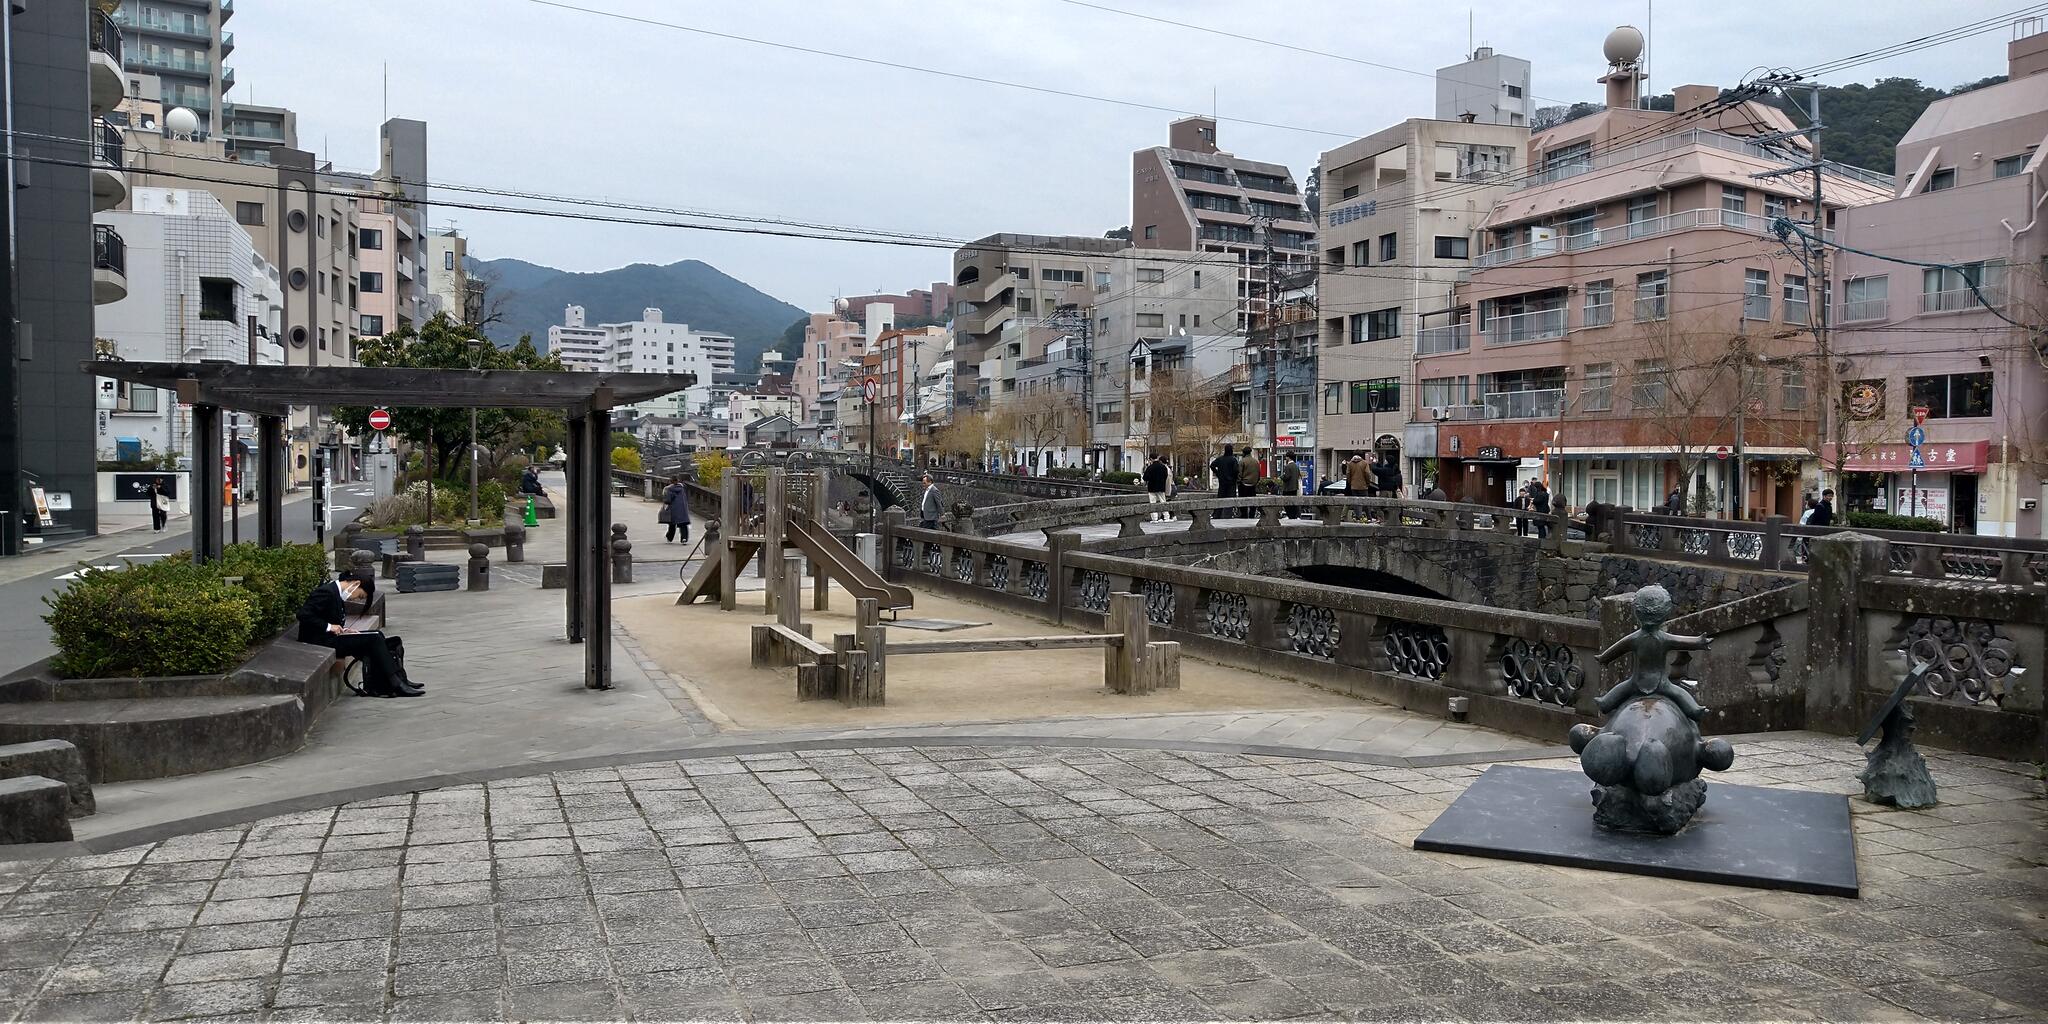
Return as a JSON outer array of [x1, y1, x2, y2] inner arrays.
[[149, 481, 169, 532], [1809, 488, 1836, 527], [1209, 445, 1240, 520], [1799, 494, 1817, 525], [919, 474, 942, 529], [659, 475, 692, 543], [1279, 456, 1302, 519], [1371, 454, 1403, 498], [1142, 453, 1171, 522], [1528, 478, 1553, 539]]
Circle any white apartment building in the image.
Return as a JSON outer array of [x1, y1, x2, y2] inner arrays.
[[93, 187, 286, 460], [548, 305, 608, 371], [548, 306, 734, 418], [1436, 47, 1534, 127]]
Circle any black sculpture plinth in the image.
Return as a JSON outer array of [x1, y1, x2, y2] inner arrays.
[[1414, 765, 1861, 898]]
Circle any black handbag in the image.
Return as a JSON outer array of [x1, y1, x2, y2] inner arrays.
[[658, 505, 672, 524]]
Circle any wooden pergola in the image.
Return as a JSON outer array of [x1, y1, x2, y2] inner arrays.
[[83, 361, 697, 690]]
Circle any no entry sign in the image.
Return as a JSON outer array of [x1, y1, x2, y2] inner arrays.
[[367, 408, 392, 431]]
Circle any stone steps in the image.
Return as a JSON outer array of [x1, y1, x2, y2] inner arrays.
[[0, 693, 310, 784]]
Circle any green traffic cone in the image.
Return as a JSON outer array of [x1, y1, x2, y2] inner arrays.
[[524, 496, 539, 527]]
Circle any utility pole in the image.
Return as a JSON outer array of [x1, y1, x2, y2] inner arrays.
[[1257, 220, 1279, 471], [1747, 73, 1835, 499]]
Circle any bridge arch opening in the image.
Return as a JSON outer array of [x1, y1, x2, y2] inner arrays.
[[1284, 565, 1449, 601]]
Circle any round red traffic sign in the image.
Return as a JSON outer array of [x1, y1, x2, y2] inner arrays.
[[367, 409, 392, 431], [861, 377, 879, 402], [1714, 445, 1730, 460]]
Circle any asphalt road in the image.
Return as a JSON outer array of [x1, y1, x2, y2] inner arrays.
[[0, 481, 374, 676]]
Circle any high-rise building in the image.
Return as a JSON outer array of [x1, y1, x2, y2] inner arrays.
[[1315, 116, 1528, 483], [547, 306, 733, 420], [112, 0, 234, 134], [1087, 249, 1242, 469], [1436, 47, 1534, 126], [425, 228, 468, 322], [325, 119, 429, 337], [549, 305, 607, 371], [1130, 116, 1314, 325], [2, 2, 125, 550], [222, 102, 295, 164]]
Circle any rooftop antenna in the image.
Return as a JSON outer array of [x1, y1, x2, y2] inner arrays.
[[1469, 10, 1474, 59], [1645, 0, 1653, 101], [382, 63, 388, 122]]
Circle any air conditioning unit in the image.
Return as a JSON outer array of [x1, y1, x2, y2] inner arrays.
[[1429, 407, 1450, 422]]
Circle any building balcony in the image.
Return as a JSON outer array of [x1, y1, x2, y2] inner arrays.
[[90, 119, 127, 212], [128, 51, 211, 74], [1518, 128, 1895, 193], [1483, 388, 1565, 420], [222, 31, 235, 56], [221, 65, 235, 92], [88, 11, 125, 114], [397, 254, 417, 280], [1475, 208, 1827, 270], [221, 0, 235, 23], [957, 304, 1013, 336], [1922, 284, 2003, 314], [1839, 297, 1888, 323], [1415, 323, 1470, 356], [93, 225, 127, 305], [1481, 307, 1567, 347]]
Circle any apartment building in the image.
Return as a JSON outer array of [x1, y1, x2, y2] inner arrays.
[[93, 188, 285, 460], [1315, 116, 1528, 483], [1089, 249, 1243, 469], [1829, 26, 2048, 538], [222, 102, 293, 164], [796, 312, 866, 434], [1244, 266, 1322, 480], [950, 233, 1123, 369], [1131, 116, 1314, 325], [1416, 41, 1892, 516], [835, 284, 952, 325], [112, 0, 232, 133], [349, 195, 411, 339], [425, 228, 468, 322], [549, 305, 607, 371], [870, 325, 949, 429], [1436, 47, 1534, 127]]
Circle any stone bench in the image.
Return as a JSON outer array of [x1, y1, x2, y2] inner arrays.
[[0, 776, 72, 844], [0, 738, 94, 818]]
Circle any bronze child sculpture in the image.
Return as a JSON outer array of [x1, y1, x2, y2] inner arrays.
[[1568, 585, 1736, 834]]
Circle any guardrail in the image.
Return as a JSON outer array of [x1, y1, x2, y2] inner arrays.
[[1598, 508, 2047, 588], [971, 493, 1568, 544]]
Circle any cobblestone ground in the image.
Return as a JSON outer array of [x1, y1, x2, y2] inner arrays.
[[1, 738, 2041, 1023]]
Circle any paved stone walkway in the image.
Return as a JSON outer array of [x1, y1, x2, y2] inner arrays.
[[3, 735, 2040, 1022]]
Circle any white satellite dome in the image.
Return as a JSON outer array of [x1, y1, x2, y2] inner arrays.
[[165, 106, 201, 137], [1604, 25, 1645, 66]]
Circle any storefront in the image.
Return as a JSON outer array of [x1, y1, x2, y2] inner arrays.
[[1827, 441, 1989, 532]]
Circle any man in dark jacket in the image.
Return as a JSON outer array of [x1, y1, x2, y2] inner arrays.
[[1809, 488, 1836, 527], [1527, 479, 1553, 538], [1279, 456, 1303, 518], [1370, 454, 1403, 498], [1209, 445, 1239, 519], [298, 571, 420, 698], [1142, 454, 1171, 522]]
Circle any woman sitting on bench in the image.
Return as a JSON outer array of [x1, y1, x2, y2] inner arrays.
[[297, 570, 423, 698]]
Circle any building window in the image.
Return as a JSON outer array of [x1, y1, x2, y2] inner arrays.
[[1350, 378, 1400, 414], [1583, 279, 1614, 327], [1366, 307, 1400, 341], [1781, 365, 1807, 411], [318, 327, 328, 351], [1841, 275, 1887, 321], [1009, 266, 1030, 280], [1347, 241, 1367, 267], [1562, 208, 1596, 240], [1017, 296, 1034, 314], [1137, 268, 1165, 283], [1378, 232, 1397, 262], [1926, 168, 1956, 192], [318, 272, 327, 296], [1633, 270, 1668, 321], [197, 277, 236, 321], [444, 250, 456, 270], [1433, 236, 1469, 259], [121, 383, 160, 413], [1995, 154, 2029, 178], [1341, 185, 1361, 200], [1631, 359, 1667, 408], [1096, 401, 1121, 424], [1506, 84, 1523, 98], [1322, 382, 1342, 415], [1909, 371, 1994, 418], [316, 216, 327, 238], [1765, 195, 1788, 220], [1582, 363, 1614, 411], [1326, 247, 1345, 268], [1721, 185, 1748, 214], [1419, 376, 1469, 408], [1783, 275, 1809, 325], [360, 314, 385, 336], [1922, 261, 2004, 312], [1743, 269, 1771, 320], [234, 201, 264, 226], [1143, 225, 1157, 240], [1044, 268, 1084, 284], [1136, 313, 1164, 328], [360, 272, 384, 293], [359, 228, 383, 250]]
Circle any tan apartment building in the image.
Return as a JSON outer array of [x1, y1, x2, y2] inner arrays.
[[1829, 26, 2048, 537], [1315, 116, 1527, 484], [1131, 116, 1314, 326], [951, 233, 1123, 372], [797, 313, 866, 446], [1414, 42, 1892, 517]]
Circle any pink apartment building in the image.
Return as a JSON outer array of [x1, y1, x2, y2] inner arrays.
[[1415, 47, 1891, 517], [1828, 27, 2048, 538]]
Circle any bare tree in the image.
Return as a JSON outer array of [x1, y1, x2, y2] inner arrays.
[[1626, 313, 1811, 516], [464, 263, 509, 329], [1006, 386, 1085, 469], [1141, 367, 1234, 481]]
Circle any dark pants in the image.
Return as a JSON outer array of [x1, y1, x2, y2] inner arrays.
[[1283, 485, 1300, 518], [666, 521, 689, 542], [1215, 485, 1233, 519], [322, 631, 407, 695], [920, 518, 938, 530], [151, 505, 167, 530]]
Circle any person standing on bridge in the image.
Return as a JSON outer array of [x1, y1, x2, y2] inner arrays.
[[919, 474, 942, 530], [1143, 453, 1171, 522], [1209, 445, 1239, 520], [660, 476, 692, 543], [1279, 455, 1303, 519]]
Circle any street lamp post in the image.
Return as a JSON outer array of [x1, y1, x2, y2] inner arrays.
[[466, 339, 484, 523]]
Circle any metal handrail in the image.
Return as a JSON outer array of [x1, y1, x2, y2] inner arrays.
[[93, 225, 125, 275], [89, 10, 123, 63], [92, 119, 124, 167]]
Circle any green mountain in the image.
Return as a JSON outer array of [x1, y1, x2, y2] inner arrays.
[[472, 257, 807, 374]]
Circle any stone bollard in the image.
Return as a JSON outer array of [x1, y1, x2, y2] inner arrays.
[[467, 542, 490, 591], [503, 522, 526, 563], [335, 523, 363, 569], [349, 549, 376, 578], [611, 523, 633, 584], [404, 525, 426, 561]]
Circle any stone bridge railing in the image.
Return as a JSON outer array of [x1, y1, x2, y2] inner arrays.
[[972, 493, 1568, 544], [878, 508, 2044, 760], [1603, 508, 2048, 588]]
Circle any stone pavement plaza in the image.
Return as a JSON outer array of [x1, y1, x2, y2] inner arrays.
[[2, 736, 2043, 1023]]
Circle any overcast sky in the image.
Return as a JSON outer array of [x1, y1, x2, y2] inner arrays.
[[232, 0, 2035, 312]]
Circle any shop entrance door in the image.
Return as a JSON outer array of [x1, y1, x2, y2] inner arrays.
[[1952, 474, 1979, 533]]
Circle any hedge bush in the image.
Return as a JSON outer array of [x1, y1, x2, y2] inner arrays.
[[1845, 511, 1948, 533], [1045, 466, 1093, 480], [1100, 470, 1140, 487], [43, 543, 329, 678]]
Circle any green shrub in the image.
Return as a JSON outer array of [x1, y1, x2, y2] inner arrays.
[[695, 451, 732, 488], [43, 559, 257, 678], [478, 480, 507, 518], [612, 446, 643, 473], [1045, 466, 1092, 480], [1100, 470, 1140, 487], [1846, 511, 1947, 533], [219, 543, 328, 638], [534, 445, 550, 463]]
